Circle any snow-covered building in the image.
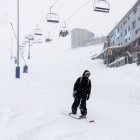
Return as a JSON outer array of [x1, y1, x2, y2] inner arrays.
[[71, 28, 95, 48]]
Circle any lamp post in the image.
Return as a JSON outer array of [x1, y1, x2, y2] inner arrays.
[[15, 0, 20, 78]]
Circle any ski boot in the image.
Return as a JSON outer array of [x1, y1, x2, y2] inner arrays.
[[69, 112, 77, 115], [79, 115, 86, 119]]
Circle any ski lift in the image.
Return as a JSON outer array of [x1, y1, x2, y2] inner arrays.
[[23, 65, 28, 73], [26, 35, 34, 40], [93, 0, 110, 13], [59, 22, 69, 37], [36, 40, 43, 43], [34, 27, 43, 43], [45, 38, 52, 42], [34, 28, 43, 36], [45, 32, 52, 43], [47, 6, 60, 23]]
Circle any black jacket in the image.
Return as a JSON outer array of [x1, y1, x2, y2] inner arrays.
[[73, 77, 91, 96]]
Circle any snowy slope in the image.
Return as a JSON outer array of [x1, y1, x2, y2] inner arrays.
[[0, 39, 140, 140]]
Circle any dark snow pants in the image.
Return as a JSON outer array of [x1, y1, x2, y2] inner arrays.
[[71, 94, 87, 116]]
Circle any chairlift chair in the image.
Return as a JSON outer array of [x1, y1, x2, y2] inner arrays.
[[32, 39, 43, 44], [45, 32, 52, 43], [59, 22, 69, 37], [34, 28, 43, 43], [47, 13, 60, 23], [59, 27, 69, 37], [45, 38, 52, 42], [93, 0, 110, 13], [36, 40, 43, 43], [26, 35, 34, 40], [47, 6, 60, 23], [34, 28, 43, 36]]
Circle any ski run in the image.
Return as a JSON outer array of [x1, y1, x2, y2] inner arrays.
[[0, 38, 140, 140]]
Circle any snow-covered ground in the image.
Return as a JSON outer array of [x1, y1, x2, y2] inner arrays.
[[0, 39, 140, 140]]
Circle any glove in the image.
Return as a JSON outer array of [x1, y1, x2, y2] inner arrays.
[[73, 90, 77, 98], [86, 94, 90, 100]]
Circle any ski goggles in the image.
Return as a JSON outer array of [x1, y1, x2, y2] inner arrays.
[[84, 72, 90, 77]]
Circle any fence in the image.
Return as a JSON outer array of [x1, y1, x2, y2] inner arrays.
[[109, 57, 126, 68], [132, 52, 140, 65], [109, 52, 140, 67]]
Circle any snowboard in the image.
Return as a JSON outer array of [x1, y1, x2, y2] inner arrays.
[[63, 113, 95, 123]]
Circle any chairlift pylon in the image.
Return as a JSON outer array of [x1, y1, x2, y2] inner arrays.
[[93, 0, 110, 13], [47, 6, 60, 23]]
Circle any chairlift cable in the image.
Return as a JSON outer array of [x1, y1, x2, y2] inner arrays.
[[33, 0, 49, 29], [52, 0, 60, 8], [31, 0, 64, 34], [36, 15, 46, 28], [30, 0, 91, 39], [10, 23, 17, 40], [64, 0, 91, 22], [48, 0, 92, 32], [55, 0, 67, 12]]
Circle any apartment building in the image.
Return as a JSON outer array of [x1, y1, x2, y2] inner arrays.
[[71, 28, 95, 48], [108, 0, 140, 48]]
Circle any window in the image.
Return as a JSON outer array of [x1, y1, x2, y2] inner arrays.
[[121, 32, 123, 37], [117, 27, 119, 33], [113, 41, 114, 46], [128, 26, 130, 31], [135, 28, 140, 34], [138, 17, 140, 21], [123, 20, 127, 26], [111, 34, 114, 38], [125, 38, 127, 43], [133, 7, 137, 14], [125, 29, 127, 36], [132, 20, 136, 29]]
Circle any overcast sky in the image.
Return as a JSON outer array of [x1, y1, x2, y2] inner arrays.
[[0, 0, 138, 45]]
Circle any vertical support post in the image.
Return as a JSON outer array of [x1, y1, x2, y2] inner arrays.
[[16, 0, 20, 78], [11, 37, 14, 59], [28, 39, 30, 59]]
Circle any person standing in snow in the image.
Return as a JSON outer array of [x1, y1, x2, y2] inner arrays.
[[71, 70, 91, 119]]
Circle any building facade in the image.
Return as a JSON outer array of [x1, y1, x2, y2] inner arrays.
[[71, 28, 95, 48], [108, 0, 140, 48]]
